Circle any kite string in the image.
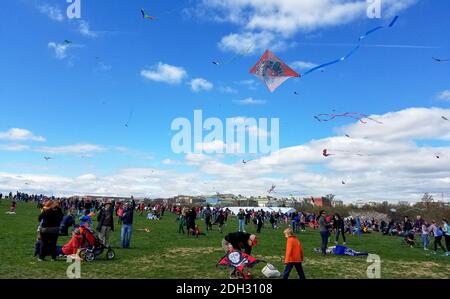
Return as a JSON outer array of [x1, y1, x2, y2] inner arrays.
[[302, 16, 399, 76]]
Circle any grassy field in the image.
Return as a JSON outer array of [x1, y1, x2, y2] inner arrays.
[[0, 200, 449, 279]]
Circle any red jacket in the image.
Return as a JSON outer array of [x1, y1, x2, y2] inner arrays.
[[285, 236, 304, 264]]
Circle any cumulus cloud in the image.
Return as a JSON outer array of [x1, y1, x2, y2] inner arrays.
[[291, 60, 318, 71], [233, 97, 266, 105], [38, 4, 64, 22], [37, 144, 106, 155], [198, 0, 418, 54], [0, 144, 30, 152], [437, 90, 450, 102], [78, 20, 98, 38], [0, 128, 45, 142], [190, 78, 214, 92], [141, 63, 188, 84], [2, 107, 449, 203], [48, 42, 70, 59]]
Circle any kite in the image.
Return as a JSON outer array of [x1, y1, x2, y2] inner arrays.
[[314, 112, 383, 124], [432, 57, 450, 62], [302, 16, 399, 77], [294, 91, 300, 96], [250, 50, 300, 92], [267, 184, 276, 193], [435, 154, 440, 159], [242, 159, 253, 164], [322, 149, 334, 157], [442, 116, 449, 121], [342, 181, 346, 185], [64, 40, 72, 44], [141, 8, 155, 20], [44, 157, 53, 161], [345, 134, 351, 138], [125, 109, 134, 128]]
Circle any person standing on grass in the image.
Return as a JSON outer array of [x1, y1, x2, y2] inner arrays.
[[256, 211, 264, 233], [178, 210, 187, 234], [429, 220, 446, 253], [421, 222, 430, 250], [120, 199, 135, 249], [204, 205, 213, 232], [334, 213, 346, 245], [442, 219, 450, 251], [318, 210, 329, 256], [283, 228, 306, 279], [237, 209, 246, 232], [38, 201, 64, 261], [97, 201, 114, 246]]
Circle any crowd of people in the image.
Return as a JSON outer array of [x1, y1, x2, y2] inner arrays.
[[2, 192, 449, 279]]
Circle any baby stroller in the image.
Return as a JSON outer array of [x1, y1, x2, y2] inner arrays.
[[78, 226, 115, 262], [217, 250, 263, 279]]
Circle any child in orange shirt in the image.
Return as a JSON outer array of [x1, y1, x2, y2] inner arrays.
[[283, 228, 306, 279]]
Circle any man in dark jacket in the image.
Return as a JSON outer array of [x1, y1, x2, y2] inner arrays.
[[97, 201, 114, 246], [120, 199, 135, 248], [222, 232, 257, 255]]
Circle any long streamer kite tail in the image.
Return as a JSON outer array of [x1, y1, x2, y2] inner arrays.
[[302, 16, 400, 77]]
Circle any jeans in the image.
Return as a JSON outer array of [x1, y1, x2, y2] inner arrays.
[[336, 229, 346, 243], [283, 263, 306, 279], [421, 234, 429, 249], [99, 226, 112, 246], [121, 224, 133, 248], [39, 232, 59, 260], [320, 231, 329, 254], [238, 219, 245, 232]]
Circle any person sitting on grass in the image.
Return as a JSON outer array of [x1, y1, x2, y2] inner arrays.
[[405, 232, 416, 248], [283, 228, 306, 280]]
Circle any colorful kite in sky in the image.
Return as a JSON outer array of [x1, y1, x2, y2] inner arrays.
[[302, 16, 399, 76], [314, 112, 383, 124], [141, 8, 155, 20], [250, 50, 300, 92], [442, 116, 449, 121]]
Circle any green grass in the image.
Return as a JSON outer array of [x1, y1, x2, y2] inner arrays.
[[0, 200, 449, 279]]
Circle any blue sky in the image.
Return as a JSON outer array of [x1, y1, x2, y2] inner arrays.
[[0, 0, 449, 202]]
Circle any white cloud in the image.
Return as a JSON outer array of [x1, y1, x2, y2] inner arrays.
[[2, 107, 450, 203], [220, 86, 238, 94], [0, 144, 30, 152], [38, 144, 106, 155], [219, 31, 284, 54], [78, 20, 98, 38], [190, 78, 214, 92], [38, 4, 64, 22], [199, 0, 417, 54], [48, 42, 70, 59], [233, 97, 266, 105], [437, 90, 450, 102], [291, 60, 318, 71], [141, 63, 188, 85], [0, 128, 45, 142]]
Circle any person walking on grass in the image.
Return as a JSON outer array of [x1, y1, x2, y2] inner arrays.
[[215, 210, 225, 233], [178, 211, 187, 234], [97, 200, 114, 246], [120, 199, 135, 249], [237, 209, 246, 232], [430, 220, 446, 253], [204, 205, 213, 232], [283, 228, 306, 279], [442, 219, 450, 252], [318, 210, 329, 256]]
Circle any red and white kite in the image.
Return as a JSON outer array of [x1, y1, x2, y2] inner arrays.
[[250, 50, 300, 92]]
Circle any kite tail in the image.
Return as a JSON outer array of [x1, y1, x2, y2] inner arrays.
[[302, 16, 399, 77]]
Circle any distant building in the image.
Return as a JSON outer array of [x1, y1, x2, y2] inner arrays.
[[332, 200, 344, 207], [174, 195, 205, 205], [304, 196, 332, 208]]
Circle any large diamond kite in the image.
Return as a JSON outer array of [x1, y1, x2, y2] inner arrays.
[[250, 50, 300, 92]]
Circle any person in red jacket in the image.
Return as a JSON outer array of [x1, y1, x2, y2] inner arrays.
[[283, 228, 306, 279]]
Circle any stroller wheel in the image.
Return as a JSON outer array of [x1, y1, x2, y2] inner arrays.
[[84, 250, 95, 262], [106, 249, 115, 260]]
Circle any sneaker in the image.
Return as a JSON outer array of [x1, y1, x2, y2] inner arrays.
[[424, 248, 428, 251], [37, 258, 44, 262], [343, 242, 346, 245]]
